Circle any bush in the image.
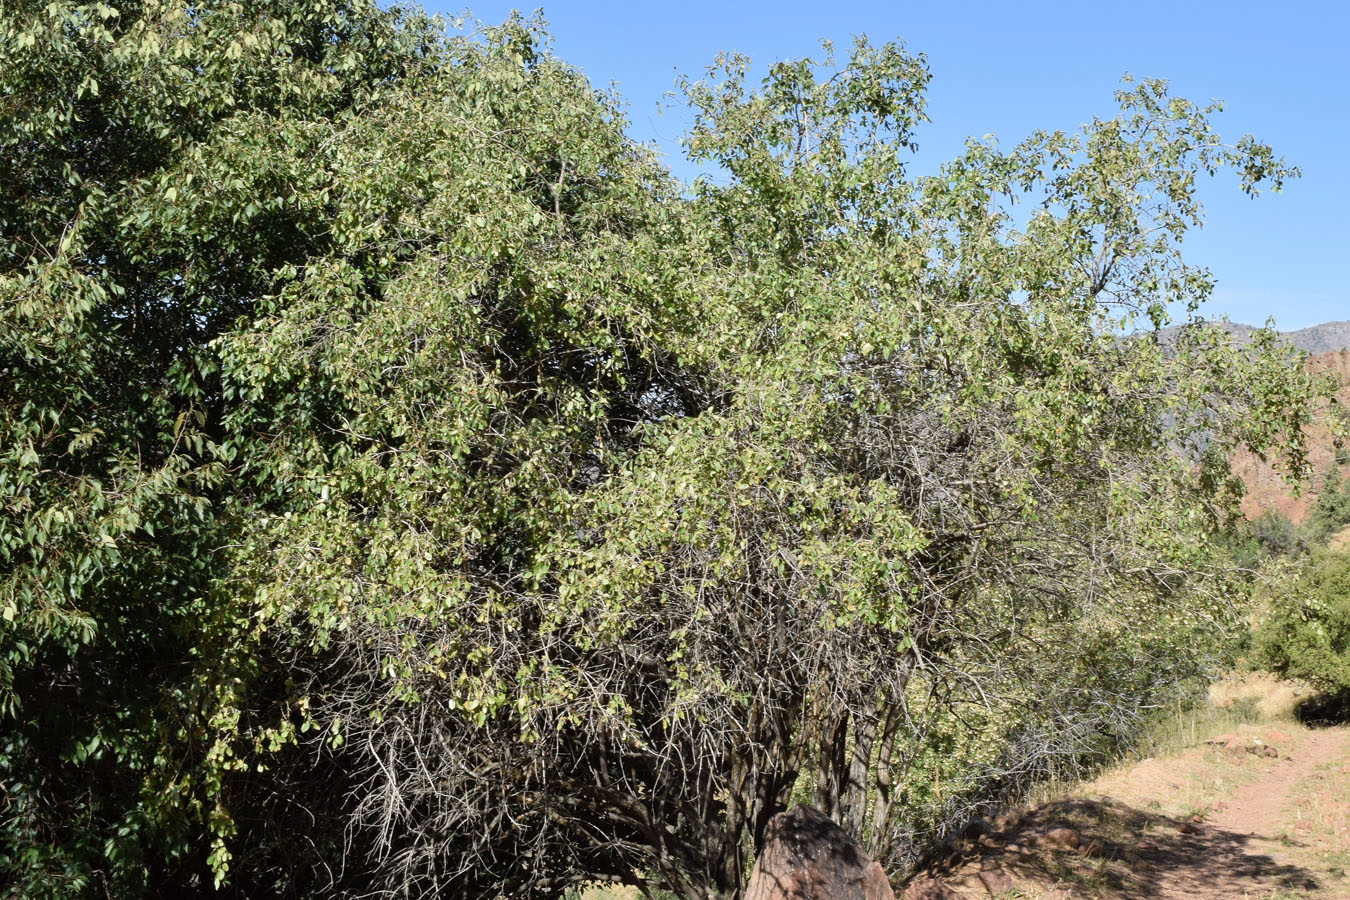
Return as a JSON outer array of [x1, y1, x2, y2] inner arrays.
[[1302, 464, 1350, 545], [1252, 509, 1306, 558], [1254, 551, 1350, 695]]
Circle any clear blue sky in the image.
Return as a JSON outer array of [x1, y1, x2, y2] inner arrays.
[[430, 1, 1347, 330]]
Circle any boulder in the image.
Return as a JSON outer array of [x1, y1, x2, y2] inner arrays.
[[961, 819, 990, 840], [744, 806, 894, 900], [1044, 827, 1081, 850], [1028, 826, 1079, 850], [902, 877, 967, 900], [976, 866, 1014, 895]]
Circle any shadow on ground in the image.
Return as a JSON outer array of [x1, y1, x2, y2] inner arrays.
[[1296, 691, 1350, 727], [931, 797, 1322, 899]]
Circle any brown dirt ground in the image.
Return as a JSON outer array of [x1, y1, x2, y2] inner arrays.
[[924, 723, 1350, 900]]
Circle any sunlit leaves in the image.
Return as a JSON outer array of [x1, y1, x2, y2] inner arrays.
[[0, 6, 1325, 898]]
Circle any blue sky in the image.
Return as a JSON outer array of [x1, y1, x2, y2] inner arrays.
[[431, 1, 1347, 330]]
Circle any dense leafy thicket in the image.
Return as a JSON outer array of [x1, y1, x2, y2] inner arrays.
[[1, 0, 452, 894], [1245, 459, 1350, 699], [1255, 550, 1350, 694], [0, 2, 1324, 898], [1303, 463, 1350, 545]]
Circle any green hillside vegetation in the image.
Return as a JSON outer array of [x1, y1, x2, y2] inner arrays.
[[1247, 459, 1350, 701], [1255, 549, 1350, 695], [1304, 462, 1350, 545], [0, 1, 1333, 897]]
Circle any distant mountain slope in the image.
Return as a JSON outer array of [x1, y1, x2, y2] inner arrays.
[[1282, 321, 1350, 355], [1159, 320, 1350, 356]]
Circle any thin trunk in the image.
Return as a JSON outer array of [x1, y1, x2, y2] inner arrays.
[[719, 713, 754, 893], [866, 702, 903, 860], [749, 701, 800, 853], [841, 696, 879, 835], [814, 709, 849, 822]]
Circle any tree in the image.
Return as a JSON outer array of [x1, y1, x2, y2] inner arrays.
[[1, 0, 450, 893], [232, 34, 1315, 900], [0, 5, 1323, 899]]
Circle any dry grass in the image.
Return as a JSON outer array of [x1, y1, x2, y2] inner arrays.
[[1279, 747, 1350, 893], [1209, 671, 1314, 721]]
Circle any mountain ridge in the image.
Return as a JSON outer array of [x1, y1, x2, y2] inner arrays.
[[1160, 320, 1350, 356]]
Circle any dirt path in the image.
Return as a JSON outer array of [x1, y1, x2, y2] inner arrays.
[[925, 724, 1350, 900], [1132, 727, 1350, 900]]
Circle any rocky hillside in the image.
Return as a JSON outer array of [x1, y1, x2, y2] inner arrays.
[[1280, 321, 1350, 356], [1160, 320, 1350, 356], [1154, 319, 1350, 523], [1231, 343, 1350, 523]]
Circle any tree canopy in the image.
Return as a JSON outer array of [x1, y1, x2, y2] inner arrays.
[[0, 2, 1325, 898]]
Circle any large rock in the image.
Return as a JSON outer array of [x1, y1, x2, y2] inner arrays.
[[901, 877, 966, 900], [1028, 826, 1079, 850], [744, 806, 895, 900], [975, 867, 1013, 895]]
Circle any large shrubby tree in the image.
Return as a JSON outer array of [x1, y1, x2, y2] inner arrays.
[[1, 0, 449, 893], [0, 4, 1325, 899]]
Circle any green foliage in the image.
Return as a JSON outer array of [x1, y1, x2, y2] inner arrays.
[[1303, 463, 1350, 545], [1, 0, 447, 893], [0, 4, 1325, 899], [1332, 398, 1350, 466], [1252, 508, 1305, 558], [1254, 550, 1350, 694], [1226, 507, 1307, 568]]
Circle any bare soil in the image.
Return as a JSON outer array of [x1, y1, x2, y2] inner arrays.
[[925, 723, 1350, 900]]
